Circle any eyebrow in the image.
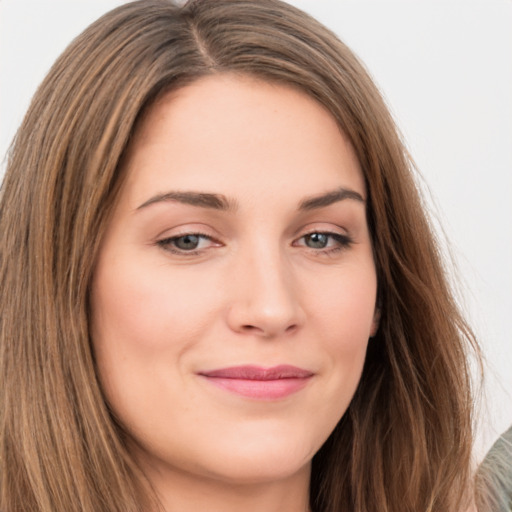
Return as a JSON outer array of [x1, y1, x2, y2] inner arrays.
[[298, 187, 365, 210], [136, 186, 364, 212], [137, 191, 236, 211]]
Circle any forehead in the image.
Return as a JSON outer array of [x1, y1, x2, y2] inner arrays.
[[120, 74, 365, 207]]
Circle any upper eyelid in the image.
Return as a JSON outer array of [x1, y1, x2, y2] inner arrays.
[[300, 226, 347, 234], [294, 224, 350, 239], [155, 224, 218, 241], [294, 232, 352, 244], [159, 231, 212, 240]]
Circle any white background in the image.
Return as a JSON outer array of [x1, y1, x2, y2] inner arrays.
[[1, 0, 511, 458]]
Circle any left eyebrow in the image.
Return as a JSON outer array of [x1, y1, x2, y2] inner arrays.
[[298, 187, 365, 211]]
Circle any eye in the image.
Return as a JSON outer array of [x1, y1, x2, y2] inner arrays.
[[295, 231, 352, 253], [304, 232, 330, 249], [172, 234, 203, 250], [157, 233, 217, 254]]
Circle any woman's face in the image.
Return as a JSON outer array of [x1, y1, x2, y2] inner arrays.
[[91, 75, 378, 488]]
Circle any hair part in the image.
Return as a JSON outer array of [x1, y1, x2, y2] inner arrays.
[[0, 1, 479, 511]]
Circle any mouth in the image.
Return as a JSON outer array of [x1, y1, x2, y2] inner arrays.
[[198, 365, 314, 400]]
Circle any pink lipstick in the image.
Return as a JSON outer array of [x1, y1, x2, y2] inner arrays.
[[198, 365, 313, 400]]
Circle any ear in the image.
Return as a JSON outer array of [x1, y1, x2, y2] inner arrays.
[[370, 307, 381, 337]]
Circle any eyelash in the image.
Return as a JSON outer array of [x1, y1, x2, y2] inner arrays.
[[295, 231, 353, 255], [156, 232, 215, 256], [156, 230, 353, 257]]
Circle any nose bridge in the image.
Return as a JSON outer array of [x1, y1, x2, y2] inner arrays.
[[227, 236, 302, 337]]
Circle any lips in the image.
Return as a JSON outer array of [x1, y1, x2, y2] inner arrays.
[[198, 365, 314, 400]]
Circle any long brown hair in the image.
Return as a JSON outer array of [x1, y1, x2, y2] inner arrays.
[[0, 1, 479, 510]]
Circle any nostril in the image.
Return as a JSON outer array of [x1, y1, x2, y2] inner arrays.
[[241, 324, 260, 333], [240, 322, 298, 337]]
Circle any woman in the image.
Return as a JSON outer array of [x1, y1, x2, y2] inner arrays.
[[0, 1, 479, 511]]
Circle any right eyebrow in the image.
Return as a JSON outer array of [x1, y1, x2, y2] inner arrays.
[[136, 191, 237, 211]]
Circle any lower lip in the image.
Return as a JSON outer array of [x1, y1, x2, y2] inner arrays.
[[201, 376, 311, 400]]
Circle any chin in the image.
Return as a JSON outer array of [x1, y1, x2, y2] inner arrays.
[[192, 427, 321, 484], [203, 452, 313, 486]]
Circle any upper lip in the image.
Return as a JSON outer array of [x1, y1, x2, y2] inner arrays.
[[198, 365, 314, 380]]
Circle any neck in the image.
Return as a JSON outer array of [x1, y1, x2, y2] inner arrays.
[[144, 461, 312, 512]]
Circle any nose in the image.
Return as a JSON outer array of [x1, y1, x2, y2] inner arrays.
[[225, 248, 304, 338]]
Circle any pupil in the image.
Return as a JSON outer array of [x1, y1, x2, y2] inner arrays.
[[176, 235, 200, 250], [306, 233, 328, 248]]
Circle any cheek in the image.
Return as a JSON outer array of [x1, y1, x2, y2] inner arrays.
[[312, 260, 378, 343], [89, 251, 226, 427], [89, 255, 207, 437], [90, 254, 217, 356], [305, 261, 377, 407]]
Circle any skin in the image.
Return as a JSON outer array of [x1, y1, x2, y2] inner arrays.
[[91, 74, 379, 512]]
